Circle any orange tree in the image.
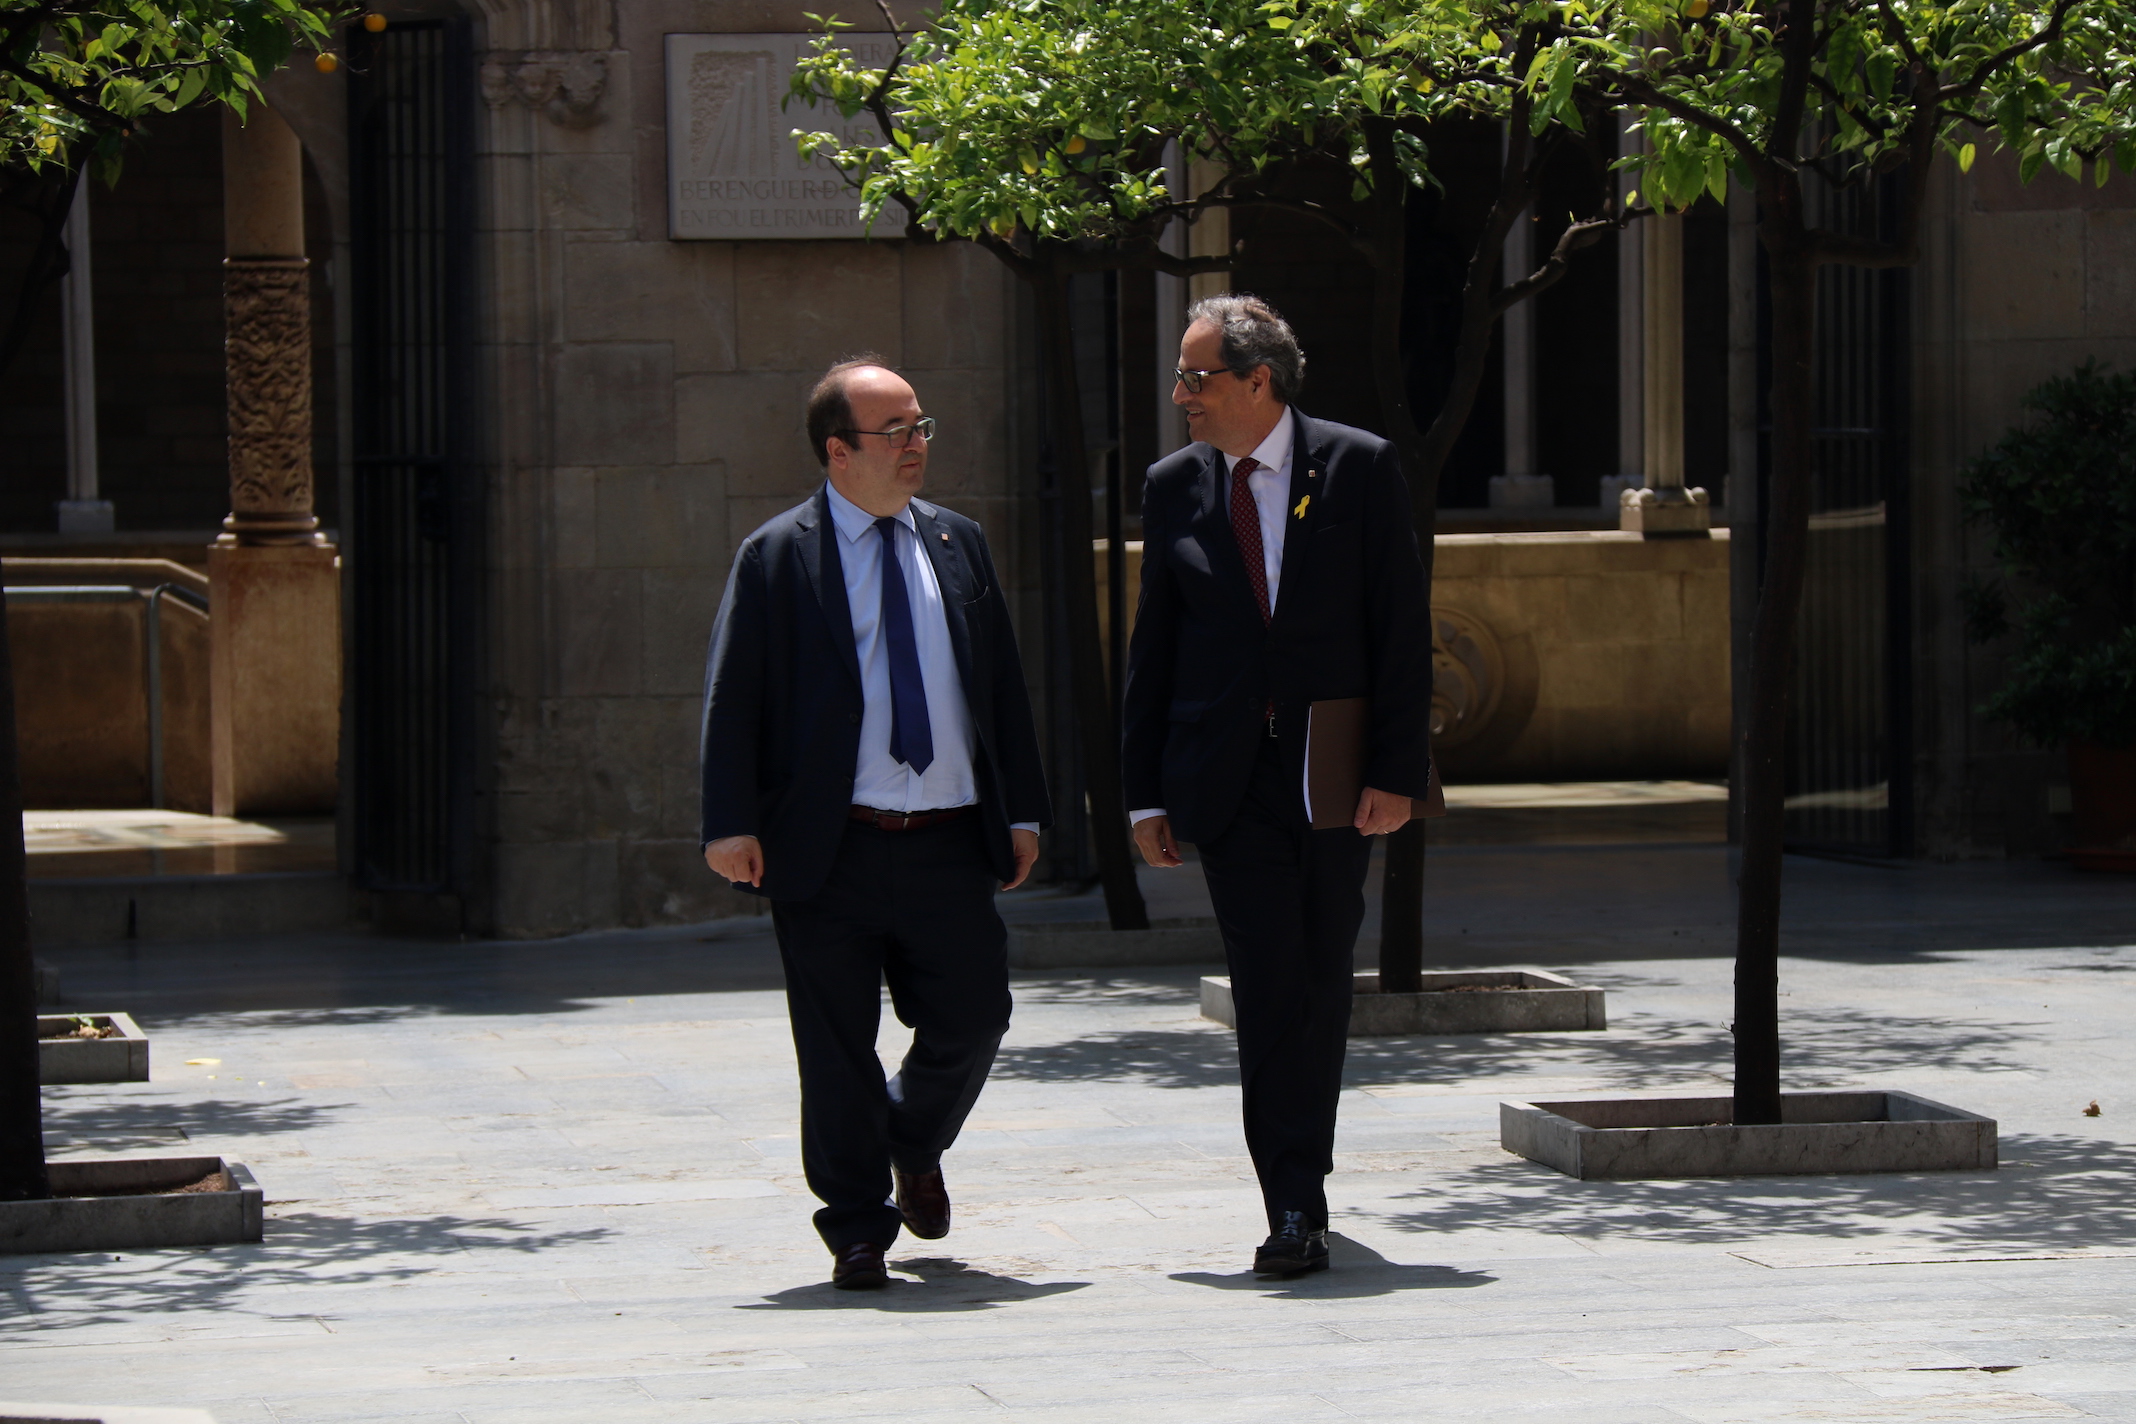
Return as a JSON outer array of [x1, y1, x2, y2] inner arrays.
[[790, 0, 1626, 941], [0, 0, 347, 1201]]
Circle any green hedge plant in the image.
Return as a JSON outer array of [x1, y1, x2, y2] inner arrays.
[[1959, 360, 2136, 748]]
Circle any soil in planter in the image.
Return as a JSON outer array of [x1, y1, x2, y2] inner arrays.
[[38, 1018, 118, 1040], [60, 1170, 231, 1199]]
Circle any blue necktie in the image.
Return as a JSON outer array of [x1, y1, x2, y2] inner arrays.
[[875, 516, 934, 774]]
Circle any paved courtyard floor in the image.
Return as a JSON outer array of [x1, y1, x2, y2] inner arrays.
[[6, 847, 2136, 1422]]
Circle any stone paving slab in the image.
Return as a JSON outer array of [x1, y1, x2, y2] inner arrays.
[[6, 848, 2136, 1421]]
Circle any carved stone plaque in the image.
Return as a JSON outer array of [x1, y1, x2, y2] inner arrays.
[[664, 33, 899, 240]]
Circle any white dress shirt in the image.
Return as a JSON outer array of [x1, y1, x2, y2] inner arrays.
[[1129, 408, 1294, 828], [825, 482, 1037, 833]]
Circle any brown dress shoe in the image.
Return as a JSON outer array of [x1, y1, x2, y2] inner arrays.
[[894, 1165, 951, 1240], [831, 1240, 889, 1289]]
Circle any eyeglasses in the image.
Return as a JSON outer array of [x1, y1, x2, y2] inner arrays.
[[835, 416, 938, 449], [1173, 367, 1240, 394]]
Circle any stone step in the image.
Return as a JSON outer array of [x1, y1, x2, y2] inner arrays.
[[29, 871, 348, 948]]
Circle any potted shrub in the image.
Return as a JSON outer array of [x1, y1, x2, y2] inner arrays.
[[1959, 360, 2136, 870]]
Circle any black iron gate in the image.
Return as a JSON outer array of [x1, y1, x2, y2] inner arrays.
[[1762, 173, 1913, 858], [347, 19, 478, 909]]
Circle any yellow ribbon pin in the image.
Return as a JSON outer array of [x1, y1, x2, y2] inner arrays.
[[1294, 494, 1311, 520]]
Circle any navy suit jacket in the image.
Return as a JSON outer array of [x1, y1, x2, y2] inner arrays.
[[700, 486, 1051, 901], [1121, 410, 1434, 846]]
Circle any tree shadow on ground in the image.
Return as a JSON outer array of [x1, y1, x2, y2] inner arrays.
[[40, 929, 790, 1026], [739, 1256, 1089, 1312], [40, 1091, 345, 1149], [1369, 1134, 2136, 1254], [1171, 1233, 1498, 1299], [988, 1005, 2043, 1093], [0, 1210, 614, 1335]]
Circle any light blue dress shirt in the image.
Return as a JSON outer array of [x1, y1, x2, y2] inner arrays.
[[825, 482, 1037, 833]]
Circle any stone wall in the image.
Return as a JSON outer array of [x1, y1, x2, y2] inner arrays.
[[1911, 154, 2136, 859], [1430, 531, 1731, 782], [1107, 529, 1732, 786], [472, 0, 1034, 935]]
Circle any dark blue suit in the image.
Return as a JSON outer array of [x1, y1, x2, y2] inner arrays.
[[700, 487, 1050, 899], [701, 484, 1050, 1251], [1122, 410, 1432, 1232]]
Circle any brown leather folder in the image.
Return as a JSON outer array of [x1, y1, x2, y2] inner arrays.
[[1306, 698, 1445, 829]]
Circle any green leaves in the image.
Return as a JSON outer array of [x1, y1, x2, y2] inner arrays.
[[2, 0, 351, 176], [1959, 359, 2136, 745], [785, 0, 2136, 250]]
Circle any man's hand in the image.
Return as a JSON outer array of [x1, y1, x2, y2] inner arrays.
[[1133, 815, 1185, 868], [704, 835, 764, 887], [1353, 787, 1412, 837], [1001, 827, 1040, 891]]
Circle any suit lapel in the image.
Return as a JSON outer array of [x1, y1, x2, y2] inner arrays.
[[1273, 409, 1327, 623], [798, 486, 863, 693], [1189, 445, 1264, 625], [911, 501, 977, 702]]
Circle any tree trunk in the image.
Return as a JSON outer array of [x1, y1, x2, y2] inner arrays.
[[0, 563, 50, 1201], [1375, 121, 1535, 991], [1033, 268, 1151, 930], [1733, 220, 1816, 1126], [1357, 121, 1437, 995], [0, 165, 77, 1203], [0, 166, 83, 384]]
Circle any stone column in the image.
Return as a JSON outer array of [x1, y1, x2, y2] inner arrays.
[[1608, 118, 1645, 512], [1492, 202, 1552, 508], [1621, 208, 1711, 534], [1186, 155, 1230, 307], [57, 185, 113, 533], [210, 101, 341, 818]]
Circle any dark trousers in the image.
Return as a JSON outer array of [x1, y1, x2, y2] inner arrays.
[[770, 814, 1011, 1252], [1197, 727, 1373, 1232]]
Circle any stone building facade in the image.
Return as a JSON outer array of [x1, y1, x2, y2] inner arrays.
[[6, 0, 2132, 941]]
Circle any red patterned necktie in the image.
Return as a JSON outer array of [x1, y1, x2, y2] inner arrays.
[[1229, 456, 1271, 626]]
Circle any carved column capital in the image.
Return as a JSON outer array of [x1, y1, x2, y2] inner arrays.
[[222, 257, 319, 546]]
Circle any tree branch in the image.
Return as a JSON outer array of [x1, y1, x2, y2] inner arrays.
[[1494, 206, 1649, 315]]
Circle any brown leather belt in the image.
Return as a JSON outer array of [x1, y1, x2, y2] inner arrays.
[[848, 804, 975, 832]]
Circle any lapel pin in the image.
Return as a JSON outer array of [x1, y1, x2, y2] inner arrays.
[[940, 532, 950, 542], [1294, 494, 1311, 520]]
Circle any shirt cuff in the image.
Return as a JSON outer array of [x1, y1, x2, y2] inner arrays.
[[1009, 822, 1040, 835], [1128, 808, 1166, 826]]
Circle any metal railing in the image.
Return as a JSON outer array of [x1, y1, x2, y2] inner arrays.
[[5, 583, 210, 809]]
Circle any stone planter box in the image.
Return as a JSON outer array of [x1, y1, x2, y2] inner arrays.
[[1201, 969, 1606, 1036], [1500, 1090, 1998, 1180], [0, 1403, 218, 1423], [38, 1012, 150, 1085], [0, 1157, 263, 1255], [1009, 917, 1224, 970]]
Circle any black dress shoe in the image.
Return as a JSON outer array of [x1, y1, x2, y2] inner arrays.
[[1253, 1211, 1330, 1277], [831, 1241, 890, 1289], [895, 1165, 951, 1240]]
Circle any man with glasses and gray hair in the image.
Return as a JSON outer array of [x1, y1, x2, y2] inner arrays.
[[1123, 295, 1434, 1276], [700, 355, 1050, 1289]]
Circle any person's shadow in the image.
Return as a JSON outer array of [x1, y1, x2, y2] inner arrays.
[[1171, 1233, 1497, 1299], [742, 1257, 1091, 1312]]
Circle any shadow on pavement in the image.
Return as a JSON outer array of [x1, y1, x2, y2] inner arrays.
[[988, 1004, 2043, 1092], [1369, 1134, 2136, 1254], [0, 1211, 615, 1334], [741, 1257, 1090, 1311], [1172, 1234, 1497, 1298], [41, 1090, 347, 1150]]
